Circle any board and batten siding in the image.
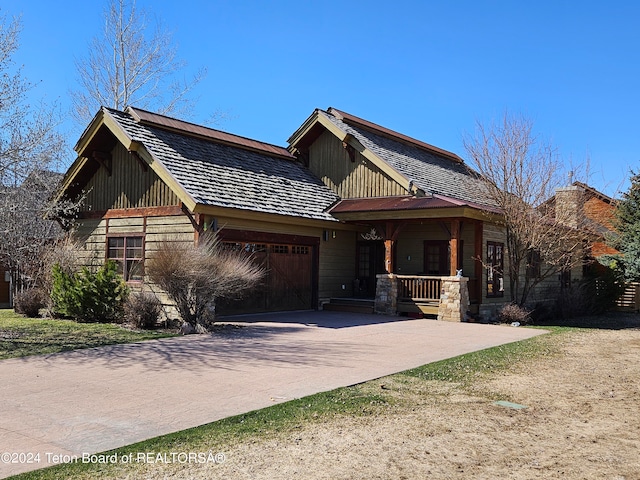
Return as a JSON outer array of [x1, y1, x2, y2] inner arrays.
[[308, 130, 406, 198], [318, 230, 357, 302], [83, 143, 180, 211]]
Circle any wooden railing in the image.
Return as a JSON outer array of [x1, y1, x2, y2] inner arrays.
[[397, 275, 442, 301], [397, 276, 442, 316]]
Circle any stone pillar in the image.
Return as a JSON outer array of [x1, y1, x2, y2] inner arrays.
[[437, 276, 470, 322], [374, 274, 398, 315]]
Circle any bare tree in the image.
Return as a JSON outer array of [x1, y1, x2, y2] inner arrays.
[[464, 112, 588, 306], [71, 0, 206, 125], [147, 232, 265, 331], [0, 13, 72, 298]]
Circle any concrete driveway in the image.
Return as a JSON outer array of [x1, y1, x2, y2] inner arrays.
[[0, 312, 544, 478]]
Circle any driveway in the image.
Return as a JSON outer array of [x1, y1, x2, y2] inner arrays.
[[0, 312, 544, 478]]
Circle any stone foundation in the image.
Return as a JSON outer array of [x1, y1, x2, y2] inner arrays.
[[374, 274, 398, 315], [437, 276, 470, 322]]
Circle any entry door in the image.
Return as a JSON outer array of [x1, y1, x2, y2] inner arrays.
[[356, 241, 385, 297]]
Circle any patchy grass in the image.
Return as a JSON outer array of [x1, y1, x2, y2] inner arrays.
[[11, 326, 572, 480], [0, 309, 175, 360], [400, 325, 571, 389]]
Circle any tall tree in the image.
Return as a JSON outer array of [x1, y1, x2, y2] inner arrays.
[[0, 12, 69, 293], [71, 0, 206, 124], [464, 112, 587, 306], [611, 171, 640, 281]]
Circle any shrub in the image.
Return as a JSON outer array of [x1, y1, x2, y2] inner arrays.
[[14, 288, 47, 318], [51, 260, 129, 323], [147, 232, 264, 330], [498, 303, 531, 325], [124, 293, 163, 329]]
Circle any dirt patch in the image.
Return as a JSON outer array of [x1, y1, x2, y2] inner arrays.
[[142, 320, 640, 479]]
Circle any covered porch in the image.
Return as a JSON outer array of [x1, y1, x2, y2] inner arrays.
[[328, 195, 496, 321]]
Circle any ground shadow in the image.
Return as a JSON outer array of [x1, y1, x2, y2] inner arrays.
[[29, 321, 373, 372], [219, 310, 417, 328]]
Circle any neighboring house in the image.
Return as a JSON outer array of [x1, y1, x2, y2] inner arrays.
[[546, 182, 619, 277], [57, 106, 514, 320]]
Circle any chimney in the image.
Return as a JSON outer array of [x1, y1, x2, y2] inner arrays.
[[555, 185, 584, 229]]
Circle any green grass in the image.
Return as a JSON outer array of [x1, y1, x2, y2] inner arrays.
[[10, 325, 575, 480], [0, 309, 176, 360]]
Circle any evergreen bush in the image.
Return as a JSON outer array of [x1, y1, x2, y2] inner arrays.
[[51, 260, 129, 323]]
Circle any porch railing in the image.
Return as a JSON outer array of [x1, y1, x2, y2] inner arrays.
[[397, 275, 442, 315]]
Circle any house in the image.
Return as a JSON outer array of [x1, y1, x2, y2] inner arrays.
[[57, 106, 513, 320]]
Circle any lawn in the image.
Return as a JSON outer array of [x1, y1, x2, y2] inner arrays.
[[0, 309, 175, 360]]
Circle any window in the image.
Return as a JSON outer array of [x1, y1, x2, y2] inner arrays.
[[423, 241, 449, 275], [487, 242, 504, 297], [107, 236, 144, 282], [526, 249, 541, 280]]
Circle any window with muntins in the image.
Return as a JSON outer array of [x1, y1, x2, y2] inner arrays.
[[487, 241, 504, 297], [107, 236, 144, 282]]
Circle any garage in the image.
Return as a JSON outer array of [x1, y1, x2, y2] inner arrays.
[[216, 231, 319, 315]]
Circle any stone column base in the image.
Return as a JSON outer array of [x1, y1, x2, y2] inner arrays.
[[438, 276, 469, 322]]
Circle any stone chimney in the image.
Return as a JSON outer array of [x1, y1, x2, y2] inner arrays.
[[555, 185, 584, 229]]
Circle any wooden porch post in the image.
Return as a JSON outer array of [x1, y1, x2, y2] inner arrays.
[[384, 239, 395, 273], [381, 220, 406, 274], [449, 219, 460, 276]]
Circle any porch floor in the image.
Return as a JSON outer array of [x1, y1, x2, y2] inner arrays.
[[323, 298, 374, 314]]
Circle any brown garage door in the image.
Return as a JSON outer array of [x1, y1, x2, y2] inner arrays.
[[217, 241, 315, 315]]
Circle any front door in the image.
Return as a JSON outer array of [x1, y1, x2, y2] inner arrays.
[[355, 241, 385, 297]]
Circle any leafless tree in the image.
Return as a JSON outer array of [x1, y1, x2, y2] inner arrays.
[[147, 232, 265, 330], [71, 0, 206, 125], [0, 13, 72, 297], [464, 112, 588, 306]]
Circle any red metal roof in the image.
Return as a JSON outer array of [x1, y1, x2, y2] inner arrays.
[[329, 195, 501, 214], [127, 107, 295, 160]]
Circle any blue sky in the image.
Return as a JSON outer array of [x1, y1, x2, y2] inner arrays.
[[10, 0, 640, 197]]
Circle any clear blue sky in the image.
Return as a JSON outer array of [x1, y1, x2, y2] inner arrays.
[[10, 0, 640, 197]]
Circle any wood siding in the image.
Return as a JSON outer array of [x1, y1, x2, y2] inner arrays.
[[308, 130, 407, 198], [318, 230, 357, 302], [83, 143, 180, 211]]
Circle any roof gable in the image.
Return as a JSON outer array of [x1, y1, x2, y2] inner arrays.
[[62, 107, 340, 222], [289, 107, 496, 209]]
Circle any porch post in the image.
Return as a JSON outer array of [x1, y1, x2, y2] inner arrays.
[[449, 219, 460, 276], [384, 239, 395, 273]]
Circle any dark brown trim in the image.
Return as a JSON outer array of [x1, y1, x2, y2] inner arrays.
[[217, 229, 320, 247], [78, 205, 184, 219], [105, 233, 146, 284], [181, 203, 205, 237]]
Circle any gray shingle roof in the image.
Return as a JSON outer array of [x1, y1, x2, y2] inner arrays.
[[322, 109, 496, 208], [106, 108, 339, 221]]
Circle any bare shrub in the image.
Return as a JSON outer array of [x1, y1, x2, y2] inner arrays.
[[147, 232, 265, 330], [498, 303, 531, 325], [124, 293, 163, 329], [14, 288, 47, 318]]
